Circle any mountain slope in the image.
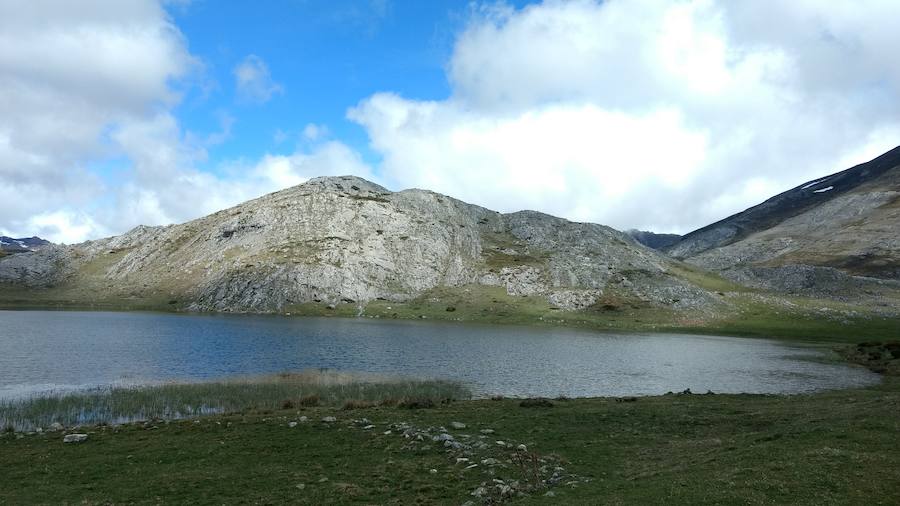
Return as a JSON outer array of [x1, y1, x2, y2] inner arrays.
[[626, 230, 682, 250], [0, 236, 50, 254], [670, 146, 900, 297], [667, 146, 900, 261], [0, 176, 718, 315]]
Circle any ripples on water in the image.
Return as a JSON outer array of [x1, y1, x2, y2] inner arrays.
[[0, 310, 880, 399]]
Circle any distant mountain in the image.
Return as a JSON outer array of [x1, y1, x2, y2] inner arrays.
[[668, 146, 900, 295], [0, 176, 718, 315], [626, 230, 681, 250], [0, 236, 50, 254]]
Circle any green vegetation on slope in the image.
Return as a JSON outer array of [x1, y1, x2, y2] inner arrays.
[[3, 380, 899, 504]]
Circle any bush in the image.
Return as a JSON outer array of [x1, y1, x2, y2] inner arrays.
[[398, 398, 436, 409], [341, 399, 375, 410], [298, 394, 320, 407], [519, 398, 554, 408]]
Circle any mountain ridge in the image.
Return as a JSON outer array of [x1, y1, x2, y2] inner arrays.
[[0, 175, 718, 316]]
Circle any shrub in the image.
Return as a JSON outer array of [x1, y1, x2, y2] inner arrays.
[[298, 394, 320, 407], [398, 398, 436, 409], [519, 398, 554, 408], [341, 399, 375, 410]]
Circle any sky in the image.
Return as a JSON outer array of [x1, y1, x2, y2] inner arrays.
[[1, 0, 899, 244]]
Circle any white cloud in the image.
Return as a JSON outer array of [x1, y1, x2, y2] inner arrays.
[[351, 0, 900, 233], [233, 54, 284, 103], [3, 0, 898, 244], [0, 0, 195, 243]]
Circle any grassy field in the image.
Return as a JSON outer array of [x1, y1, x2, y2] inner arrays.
[[2, 378, 899, 505]]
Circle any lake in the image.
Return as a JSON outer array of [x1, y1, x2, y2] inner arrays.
[[0, 310, 879, 399]]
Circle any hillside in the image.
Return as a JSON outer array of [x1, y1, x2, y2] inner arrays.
[[626, 230, 682, 250], [667, 146, 900, 261], [0, 176, 718, 317], [0, 236, 50, 254], [668, 146, 900, 299]]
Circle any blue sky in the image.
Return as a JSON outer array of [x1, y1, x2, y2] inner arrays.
[[1, 0, 898, 243], [172, 1, 534, 170]]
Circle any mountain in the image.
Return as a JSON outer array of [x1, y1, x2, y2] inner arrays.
[[0, 176, 719, 316], [0, 236, 50, 254], [668, 146, 900, 297], [626, 230, 682, 250]]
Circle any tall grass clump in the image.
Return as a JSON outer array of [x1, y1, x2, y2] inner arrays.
[[0, 370, 470, 431]]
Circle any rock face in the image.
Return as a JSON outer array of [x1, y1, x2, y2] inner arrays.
[[0, 175, 718, 313], [668, 145, 900, 299]]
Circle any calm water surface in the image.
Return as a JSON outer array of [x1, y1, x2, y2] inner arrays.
[[0, 310, 879, 399]]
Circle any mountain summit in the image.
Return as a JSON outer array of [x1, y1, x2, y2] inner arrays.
[[0, 176, 716, 315]]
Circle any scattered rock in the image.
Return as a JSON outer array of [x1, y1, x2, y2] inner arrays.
[[288, 421, 298, 428], [63, 434, 88, 444], [321, 416, 337, 423], [429, 469, 437, 474], [450, 421, 466, 429], [479, 428, 495, 435], [299, 416, 308, 422], [48, 422, 64, 432]]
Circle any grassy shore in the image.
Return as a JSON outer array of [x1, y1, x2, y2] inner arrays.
[[2, 377, 899, 504], [0, 371, 469, 432]]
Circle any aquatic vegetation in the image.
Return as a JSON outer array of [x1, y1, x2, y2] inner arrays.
[[0, 370, 470, 431]]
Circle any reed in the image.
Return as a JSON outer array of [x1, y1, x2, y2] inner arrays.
[[0, 370, 470, 431]]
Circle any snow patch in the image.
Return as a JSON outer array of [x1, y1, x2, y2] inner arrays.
[[801, 178, 829, 190], [812, 186, 834, 193]]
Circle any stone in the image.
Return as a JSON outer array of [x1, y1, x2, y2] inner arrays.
[[288, 421, 298, 428], [63, 434, 88, 444], [362, 425, 375, 430], [299, 416, 308, 422], [321, 416, 337, 423], [48, 422, 64, 432], [516, 444, 528, 452], [450, 421, 466, 429], [479, 429, 494, 435]]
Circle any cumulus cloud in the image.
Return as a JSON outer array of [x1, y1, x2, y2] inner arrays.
[[0, 1, 337, 244], [3, 0, 899, 244], [350, 0, 900, 233], [233, 54, 284, 103], [0, 0, 195, 243]]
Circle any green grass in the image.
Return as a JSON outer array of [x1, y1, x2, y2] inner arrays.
[[2, 379, 899, 504], [0, 371, 470, 432]]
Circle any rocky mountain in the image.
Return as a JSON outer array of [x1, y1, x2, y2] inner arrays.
[[0, 176, 719, 315], [668, 146, 900, 297], [0, 236, 50, 254], [626, 230, 682, 250]]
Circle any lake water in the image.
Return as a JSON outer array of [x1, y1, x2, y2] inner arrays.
[[0, 310, 879, 399]]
